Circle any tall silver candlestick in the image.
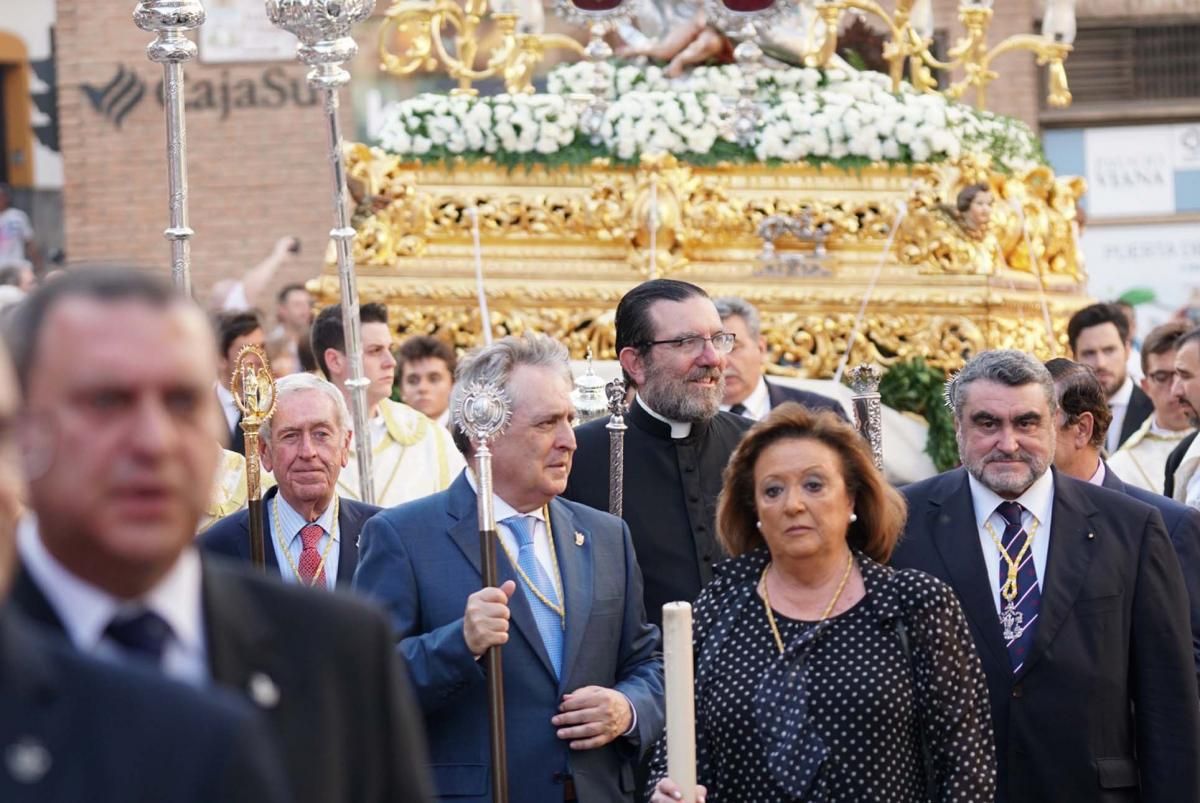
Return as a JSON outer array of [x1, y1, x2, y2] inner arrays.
[[133, 0, 205, 295], [455, 381, 513, 803], [848, 364, 884, 471], [605, 377, 628, 518], [266, 0, 377, 503]]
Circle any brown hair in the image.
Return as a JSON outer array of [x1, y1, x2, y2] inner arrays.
[[716, 403, 907, 563], [1141, 319, 1190, 374]]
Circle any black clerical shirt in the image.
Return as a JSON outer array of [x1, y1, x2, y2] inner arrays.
[[564, 399, 751, 628]]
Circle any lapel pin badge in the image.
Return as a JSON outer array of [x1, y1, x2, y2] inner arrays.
[[5, 737, 51, 784], [248, 672, 281, 709], [1086, 532, 1095, 540], [574, 531, 585, 547]]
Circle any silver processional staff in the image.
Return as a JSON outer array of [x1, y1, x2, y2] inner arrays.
[[266, 0, 377, 504]]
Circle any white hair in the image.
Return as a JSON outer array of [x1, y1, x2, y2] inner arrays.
[[260, 372, 352, 443]]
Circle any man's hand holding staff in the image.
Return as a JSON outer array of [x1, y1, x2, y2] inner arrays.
[[455, 380, 513, 803]]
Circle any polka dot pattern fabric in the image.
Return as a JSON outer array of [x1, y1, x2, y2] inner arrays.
[[646, 548, 996, 802]]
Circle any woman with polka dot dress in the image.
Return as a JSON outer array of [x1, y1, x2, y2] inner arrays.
[[648, 405, 996, 802]]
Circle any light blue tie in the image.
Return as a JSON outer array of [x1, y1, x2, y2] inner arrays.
[[505, 515, 564, 677]]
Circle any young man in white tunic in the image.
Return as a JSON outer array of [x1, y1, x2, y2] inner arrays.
[[311, 302, 463, 507]]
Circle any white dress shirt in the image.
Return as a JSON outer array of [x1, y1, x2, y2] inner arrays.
[[967, 470, 1055, 614], [271, 492, 340, 589], [636, 394, 692, 439], [1106, 376, 1135, 455], [720, 376, 770, 421], [18, 515, 210, 686], [464, 470, 557, 587]]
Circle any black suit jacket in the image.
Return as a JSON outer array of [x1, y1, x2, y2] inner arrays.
[[1102, 463, 1200, 691], [764, 378, 848, 420], [11, 556, 432, 803], [0, 607, 289, 803], [1116, 384, 1154, 450], [1164, 430, 1199, 499], [893, 468, 1200, 803], [199, 486, 379, 589]]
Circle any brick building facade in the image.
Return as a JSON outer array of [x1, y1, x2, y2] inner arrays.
[[55, 0, 341, 304]]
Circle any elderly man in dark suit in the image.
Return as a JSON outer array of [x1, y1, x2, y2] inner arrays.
[[0, 330, 290, 803], [201, 373, 379, 589], [1044, 357, 1200, 692], [4, 268, 432, 803], [354, 333, 664, 803], [713, 296, 845, 421], [893, 349, 1199, 803]]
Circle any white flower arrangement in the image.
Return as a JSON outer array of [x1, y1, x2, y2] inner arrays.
[[374, 62, 1043, 172]]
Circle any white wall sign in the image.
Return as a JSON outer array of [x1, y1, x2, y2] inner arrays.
[[1085, 126, 1176, 218], [200, 0, 297, 64], [1083, 222, 1200, 325]]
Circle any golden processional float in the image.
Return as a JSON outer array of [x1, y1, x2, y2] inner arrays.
[[314, 0, 1085, 389]]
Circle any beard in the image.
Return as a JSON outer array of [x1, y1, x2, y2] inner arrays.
[[639, 361, 724, 423], [959, 435, 1052, 498]]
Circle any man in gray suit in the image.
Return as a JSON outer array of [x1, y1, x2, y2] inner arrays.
[[354, 333, 664, 803]]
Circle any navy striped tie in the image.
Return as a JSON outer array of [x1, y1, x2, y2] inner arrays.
[[997, 501, 1040, 672]]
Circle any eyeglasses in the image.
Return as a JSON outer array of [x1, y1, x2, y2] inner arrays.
[[1147, 370, 1176, 385], [640, 332, 736, 357]]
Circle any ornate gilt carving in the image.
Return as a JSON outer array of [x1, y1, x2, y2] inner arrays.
[[323, 148, 1090, 377]]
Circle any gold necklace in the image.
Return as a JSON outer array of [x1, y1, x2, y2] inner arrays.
[[271, 496, 340, 587], [496, 506, 566, 628], [760, 551, 854, 655], [983, 515, 1040, 603]]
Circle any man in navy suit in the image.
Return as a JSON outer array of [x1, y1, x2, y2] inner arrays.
[[893, 349, 1199, 803], [713, 296, 845, 421], [354, 333, 664, 802], [5, 268, 432, 803], [1045, 357, 1200, 692], [201, 373, 379, 589], [0, 331, 290, 803]]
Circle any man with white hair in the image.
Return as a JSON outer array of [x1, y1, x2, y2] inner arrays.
[[201, 373, 381, 590]]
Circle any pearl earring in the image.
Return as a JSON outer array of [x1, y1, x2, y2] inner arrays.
[[756, 520, 762, 530], [849, 513, 858, 523]]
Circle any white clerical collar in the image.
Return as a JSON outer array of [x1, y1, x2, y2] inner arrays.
[[464, 469, 549, 522], [1109, 375, 1134, 408], [17, 514, 206, 660], [636, 395, 692, 439], [967, 468, 1055, 532]]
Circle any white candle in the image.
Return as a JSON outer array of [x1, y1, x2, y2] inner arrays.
[[663, 601, 697, 802]]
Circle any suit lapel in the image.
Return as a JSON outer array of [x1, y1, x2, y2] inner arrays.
[[552, 499, 593, 692], [201, 558, 293, 712], [929, 470, 1009, 672], [335, 499, 360, 588], [1017, 475, 1099, 679], [445, 475, 557, 680], [0, 614, 67, 794], [259, 490, 281, 577], [9, 568, 66, 634], [764, 378, 783, 409]]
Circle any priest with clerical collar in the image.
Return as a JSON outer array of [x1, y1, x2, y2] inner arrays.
[[564, 279, 752, 627]]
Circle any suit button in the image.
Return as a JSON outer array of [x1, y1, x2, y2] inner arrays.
[[1012, 684, 1023, 698], [683, 465, 695, 473], [689, 494, 700, 502], [702, 554, 712, 563]]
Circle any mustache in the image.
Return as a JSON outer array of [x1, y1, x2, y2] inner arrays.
[[983, 450, 1037, 465], [687, 366, 722, 382]]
